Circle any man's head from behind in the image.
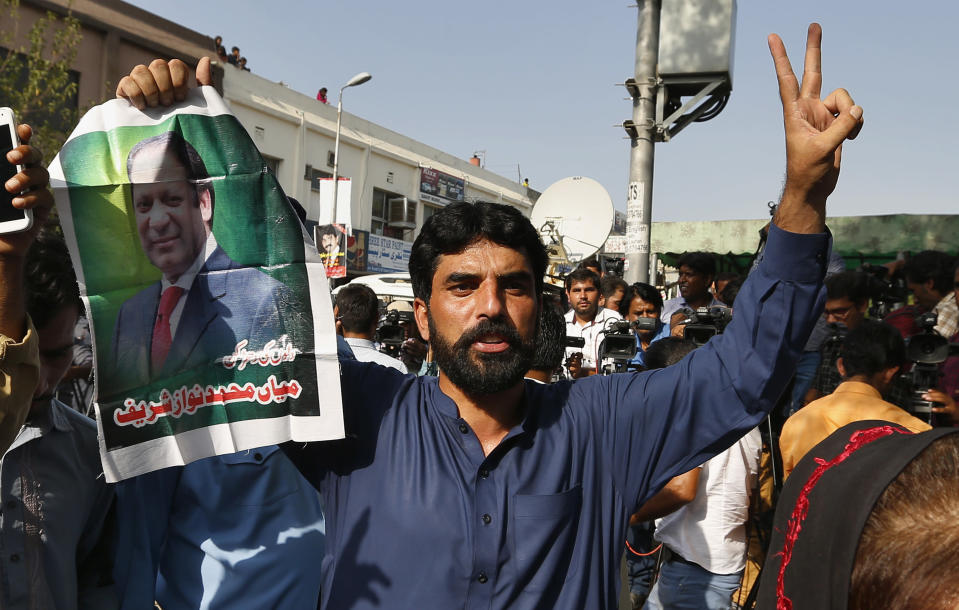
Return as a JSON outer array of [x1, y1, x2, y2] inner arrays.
[[408, 201, 547, 396], [824, 270, 870, 330], [676, 251, 716, 302], [334, 284, 380, 339], [526, 301, 566, 382], [600, 275, 627, 311], [837, 319, 906, 391], [644, 336, 697, 370], [903, 250, 956, 310], [127, 132, 214, 283], [25, 229, 82, 405]]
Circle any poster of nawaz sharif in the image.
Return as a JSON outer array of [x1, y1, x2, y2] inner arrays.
[[48, 88, 345, 482]]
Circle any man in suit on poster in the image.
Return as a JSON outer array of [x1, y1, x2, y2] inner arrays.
[[110, 131, 290, 391]]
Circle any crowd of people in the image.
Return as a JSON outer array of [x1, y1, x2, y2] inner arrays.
[[213, 35, 250, 72], [1, 22, 957, 610]]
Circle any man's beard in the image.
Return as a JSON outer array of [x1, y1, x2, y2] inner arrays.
[[428, 313, 536, 397]]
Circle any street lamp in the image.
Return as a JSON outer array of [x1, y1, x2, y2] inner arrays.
[[330, 71, 372, 225]]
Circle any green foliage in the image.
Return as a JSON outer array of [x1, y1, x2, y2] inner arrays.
[[0, 0, 81, 164]]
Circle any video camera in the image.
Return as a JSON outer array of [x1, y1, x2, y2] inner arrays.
[[678, 306, 732, 346], [861, 263, 908, 319], [905, 312, 959, 422], [376, 309, 414, 357]]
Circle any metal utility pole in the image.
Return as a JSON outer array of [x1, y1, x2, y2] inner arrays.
[[624, 0, 660, 285]]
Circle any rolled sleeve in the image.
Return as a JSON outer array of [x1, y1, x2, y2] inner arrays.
[[0, 318, 39, 455]]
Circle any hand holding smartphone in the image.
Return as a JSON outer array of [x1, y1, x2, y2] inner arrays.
[[0, 107, 33, 234]]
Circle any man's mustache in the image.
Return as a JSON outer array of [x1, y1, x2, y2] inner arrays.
[[454, 318, 522, 351]]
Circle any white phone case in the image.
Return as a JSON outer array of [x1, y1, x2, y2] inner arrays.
[[0, 107, 33, 234]]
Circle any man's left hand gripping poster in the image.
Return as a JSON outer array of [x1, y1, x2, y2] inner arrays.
[[48, 87, 345, 482]]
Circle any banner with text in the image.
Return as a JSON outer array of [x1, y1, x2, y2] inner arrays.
[[48, 87, 345, 482]]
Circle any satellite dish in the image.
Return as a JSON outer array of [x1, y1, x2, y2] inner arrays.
[[530, 176, 614, 265]]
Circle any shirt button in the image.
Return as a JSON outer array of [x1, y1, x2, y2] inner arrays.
[[253, 452, 263, 461], [482, 513, 492, 525], [9, 553, 19, 562], [458, 422, 468, 434], [477, 571, 488, 584], [479, 469, 489, 479]]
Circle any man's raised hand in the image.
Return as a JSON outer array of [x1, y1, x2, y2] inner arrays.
[[769, 23, 864, 233], [1, 125, 52, 258], [116, 57, 213, 110]]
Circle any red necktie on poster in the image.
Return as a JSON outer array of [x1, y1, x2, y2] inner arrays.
[[151, 286, 185, 371]]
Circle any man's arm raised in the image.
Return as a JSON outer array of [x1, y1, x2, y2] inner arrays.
[[769, 23, 863, 234], [0, 125, 52, 454]]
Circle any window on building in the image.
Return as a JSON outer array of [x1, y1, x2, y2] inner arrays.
[[372, 188, 414, 240], [263, 155, 281, 177], [421, 203, 442, 227], [305, 164, 333, 192]]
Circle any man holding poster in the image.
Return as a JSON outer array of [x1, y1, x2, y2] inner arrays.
[[113, 22, 864, 609]]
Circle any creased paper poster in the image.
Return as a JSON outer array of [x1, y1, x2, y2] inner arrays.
[[48, 87, 344, 482]]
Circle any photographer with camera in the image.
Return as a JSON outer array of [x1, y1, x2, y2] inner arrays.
[[618, 283, 670, 368], [883, 250, 956, 339], [660, 252, 723, 329], [564, 267, 622, 378], [804, 270, 871, 405], [334, 284, 408, 373], [780, 320, 929, 478]]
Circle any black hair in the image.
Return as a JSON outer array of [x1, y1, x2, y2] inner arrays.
[[645, 337, 697, 370], [619, 282, 663, 317], [529, 304, 565, 373], [316, 224, 338, 238], [564, 267, 600, 292], [335, 283, 380, 334], [719, 277, 744, 307], [25, 228, 82, 329], [677, 251, 716, 277], [903, 251, 957, 298], [580, 255, 600, 272], [408, 201, 548, 302], [840, 319, 906, 378], [600, 275, 627, 300], [825, 270, 870, 304], [231, 46, 239, 53], [127, 131, 214, 213]]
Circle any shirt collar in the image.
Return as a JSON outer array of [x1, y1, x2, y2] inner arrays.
[[344, 337, 376, 349], [833, 380, 882, 398], [161, 233, 218, 292]]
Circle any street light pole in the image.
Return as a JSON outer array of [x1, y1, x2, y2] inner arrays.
[[330, 71, 372, 226], [624, 0, 660, 285]]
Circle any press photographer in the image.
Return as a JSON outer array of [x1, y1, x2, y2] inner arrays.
[[617, 282, 670, 367]]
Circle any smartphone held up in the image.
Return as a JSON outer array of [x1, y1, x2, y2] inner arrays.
[[0, 107, 33, 234]]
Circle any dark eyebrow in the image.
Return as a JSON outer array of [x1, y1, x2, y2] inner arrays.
[[497, 270, 534, 285], [444, 272, 481, 285]]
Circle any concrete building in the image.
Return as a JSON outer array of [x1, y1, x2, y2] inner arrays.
[[4, 0, 535, 276], [3, 0, 214, 109], [221, 67, 535, 274]]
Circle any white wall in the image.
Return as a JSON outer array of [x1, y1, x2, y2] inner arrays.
[[220, 68, 533, 239]]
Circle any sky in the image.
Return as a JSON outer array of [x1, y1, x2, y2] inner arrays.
[[126, 0, 959, 223]]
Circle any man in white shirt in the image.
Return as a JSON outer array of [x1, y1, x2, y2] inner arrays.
[[563, 267, 622, 377], [335, 284, 408, 373], [632, 338, 761, 610]]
